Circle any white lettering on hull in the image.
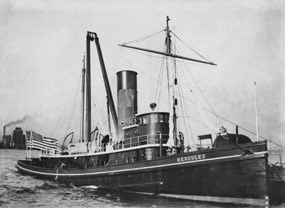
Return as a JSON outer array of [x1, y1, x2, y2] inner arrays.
[[177, 154, 206, 163]]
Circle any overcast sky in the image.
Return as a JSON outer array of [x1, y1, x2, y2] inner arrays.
[[0, 0, 284, 147]]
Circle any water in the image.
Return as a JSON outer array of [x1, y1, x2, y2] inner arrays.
[[0, 150, 284, 208]]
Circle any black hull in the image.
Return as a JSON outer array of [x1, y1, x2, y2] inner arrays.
[[16, 142, 274, 206]]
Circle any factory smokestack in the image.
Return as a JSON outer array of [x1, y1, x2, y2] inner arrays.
[[3, 126, 6, 137], [117, 70, 137, 140]]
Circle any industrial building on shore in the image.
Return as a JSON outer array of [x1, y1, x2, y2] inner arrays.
[[1, 127, 26, 149]]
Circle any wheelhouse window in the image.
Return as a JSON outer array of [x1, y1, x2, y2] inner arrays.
[[158, 114, 164, 123], [150, 114, 158, 123], [139, 113, 169, 124], [165, 114, 169, 123], [143, 115, 150, 124], [158, 114, 169, 123]]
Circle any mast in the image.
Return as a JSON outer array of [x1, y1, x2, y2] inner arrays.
[[86, 32, 95, 142], [165, 16, 178, 147], [81, 54, 86, 142], [166, 16, 171, 54]]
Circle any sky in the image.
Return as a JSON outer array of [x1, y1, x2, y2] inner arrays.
[[0, 0, 284, 148]]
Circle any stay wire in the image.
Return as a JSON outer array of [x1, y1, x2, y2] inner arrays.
[[62, 74, 82, 138], [177, 82, 195, 146], [154, 57, 165, 109], [52, 73, 82, 139], [179, 95, 283, 148], [178, 58, 223, 127], [121, 29, 165, 46], [172, 39, 194, 145], [217, 114, 283, 148], [176, 53, 283, 147], [210, 93, 285, 126], [171, 31, 213, 64]]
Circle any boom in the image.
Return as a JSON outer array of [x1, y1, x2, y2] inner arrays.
[[118, 44, 217, 66]]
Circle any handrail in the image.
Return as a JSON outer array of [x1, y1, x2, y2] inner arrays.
[[112, 133, 169, 149]]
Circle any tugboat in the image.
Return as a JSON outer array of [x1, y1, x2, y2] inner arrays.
[[16, 17, 284, 206]]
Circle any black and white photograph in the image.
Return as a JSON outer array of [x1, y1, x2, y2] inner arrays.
[[0, 0, 285, 207]]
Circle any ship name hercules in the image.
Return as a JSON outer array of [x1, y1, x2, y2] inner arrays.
[[177, 154, 206, 163]]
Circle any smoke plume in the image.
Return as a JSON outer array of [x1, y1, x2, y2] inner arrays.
[[4, 115, 33, 127]]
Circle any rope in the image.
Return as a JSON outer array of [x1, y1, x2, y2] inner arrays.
[[216, 114, 283, 148], [117, 31, 283, 148], [180, 100, 283, 148], [210, 93, 285, 126], [121, 29, 165, 45], [174, 54, 283, 148], [171, 31, 214, 64], [183, 61, 222, 126], [51, 73, 81, 139], [63, 75, 82, 136], [177, 81, 195, 146], [171, 39, 195, 146], [166, 60, 283, 148], [154, 57, 165, 108], [91, 91, 109, 134], [179, 58, 223, 127], [55, 162, 65, 180]]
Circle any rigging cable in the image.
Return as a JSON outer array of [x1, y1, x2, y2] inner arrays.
[[171, 31, 213, 64], [165, 48, 171, 107], [51, 73, 82, 139], [176, 58, 206, 146], [177, 78, 195, 146], [176, 55, 283, 148], [154, 57, 165, 109], [117, 47, 165, 110], [62, 75, 82, 137], [119, 30, 283, 149], [209, 93, 285, 126], [177, 50, 223, 127], [121, 29, 165, 46], [217, 114, 283, 148], [177, 95, 283, 148], [91, 90, 110, 134]]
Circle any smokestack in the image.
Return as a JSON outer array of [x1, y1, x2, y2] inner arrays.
[[117, 70, 137, 140]]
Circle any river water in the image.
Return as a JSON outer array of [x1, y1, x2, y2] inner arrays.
[[0, 149, 284, 208]]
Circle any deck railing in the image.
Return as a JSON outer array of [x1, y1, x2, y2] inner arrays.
[[113, 133, 169, 150]]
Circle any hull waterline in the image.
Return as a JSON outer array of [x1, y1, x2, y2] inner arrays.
[[16, 142, 274, 206]]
